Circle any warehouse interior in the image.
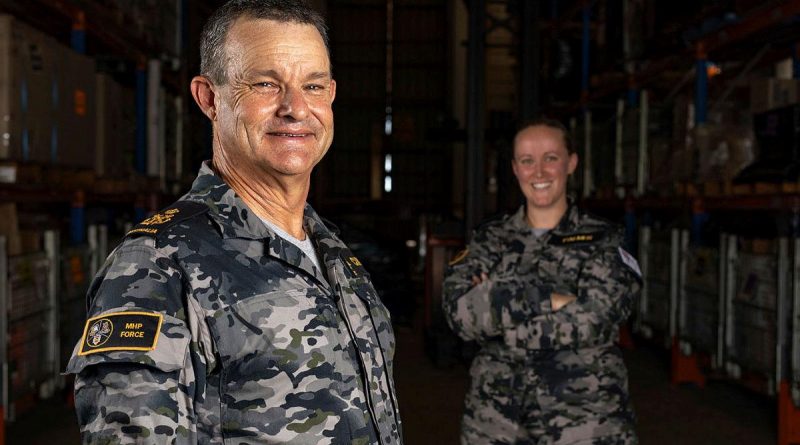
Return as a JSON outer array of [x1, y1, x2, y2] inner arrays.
[[1, 0, 799, 443]]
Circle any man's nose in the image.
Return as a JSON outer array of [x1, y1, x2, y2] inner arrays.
[[276, 87, 309, 120]]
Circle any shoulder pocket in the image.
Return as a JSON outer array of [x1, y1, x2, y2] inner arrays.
[[65, 311, 190, 375]]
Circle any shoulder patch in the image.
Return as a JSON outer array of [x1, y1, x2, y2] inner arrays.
[[618, 247, 642, 277], [549, 231, 605, 246], [78, 311, 163, 356], [449, 247, 469, 266], [126, 201, 208, 239]]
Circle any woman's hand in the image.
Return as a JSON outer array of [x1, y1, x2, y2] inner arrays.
[[471, 272, 489, 286]]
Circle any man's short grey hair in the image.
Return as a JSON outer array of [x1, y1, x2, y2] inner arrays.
[[200, 0, 329, 85]]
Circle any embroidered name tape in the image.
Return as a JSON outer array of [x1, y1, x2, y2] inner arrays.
[[79, 311, 163, 356], [550, 232, 604, 246]]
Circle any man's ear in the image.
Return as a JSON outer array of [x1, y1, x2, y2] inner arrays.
[[191, 76, 217, 121]]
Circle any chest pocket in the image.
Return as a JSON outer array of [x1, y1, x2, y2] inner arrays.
[[208, 288, 334, 372], [536, 243, 597, 287]]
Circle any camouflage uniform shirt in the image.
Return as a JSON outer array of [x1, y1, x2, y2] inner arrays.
[[443, 204, 640, 445], [67, 162, 402, 445]]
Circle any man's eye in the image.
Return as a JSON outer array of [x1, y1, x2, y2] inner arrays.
[[253, 82, 277, 89], [306, 84, 325, 91]]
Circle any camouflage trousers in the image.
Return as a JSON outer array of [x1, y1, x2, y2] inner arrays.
[[461, 349, 638, 445]]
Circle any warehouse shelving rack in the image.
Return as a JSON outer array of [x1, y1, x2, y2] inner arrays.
[[624, 196, 800, 445], [0, 3, 203, 443], [0, 224, 108, 428]]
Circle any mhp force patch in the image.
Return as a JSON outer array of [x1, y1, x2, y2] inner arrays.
[[78, 311, 163, 356]]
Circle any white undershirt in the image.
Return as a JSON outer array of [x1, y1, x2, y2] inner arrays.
[[532, 228, 550, 238], [258, 216, 324, 272]]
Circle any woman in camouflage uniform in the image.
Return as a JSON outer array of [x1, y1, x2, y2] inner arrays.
[[443, 119, 641, 445]]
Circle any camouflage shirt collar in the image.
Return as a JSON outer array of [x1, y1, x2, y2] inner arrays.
[[183, 161, 333, 242], [512, 200, 581, 233]]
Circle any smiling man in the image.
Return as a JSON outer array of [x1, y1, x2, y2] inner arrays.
[[66, 1, 402, 444]]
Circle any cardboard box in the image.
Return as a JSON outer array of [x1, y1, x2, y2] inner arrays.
[[18, 230, 40, 255], [95, 74, 135, 177], [750, 78, 800, 114], [0, 15, 58, 163], [0, 202, 21, 256], [56, 46, 96, 168]]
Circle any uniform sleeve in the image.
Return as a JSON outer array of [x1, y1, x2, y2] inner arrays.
[[441, 230, 547, 342], [505, 241, 641, 350], [65, 240, 208, 444]]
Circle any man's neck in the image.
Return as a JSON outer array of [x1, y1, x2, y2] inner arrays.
[[212, 158, 310, 240]]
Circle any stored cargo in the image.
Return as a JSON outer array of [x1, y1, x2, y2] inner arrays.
[[643, 238, 671, 333], [9, 253, 49, 321], [56, 47, 96, 168], [735, 253, 777, 310], [0, 15, 58, 163], [95, 74, 135, 177]]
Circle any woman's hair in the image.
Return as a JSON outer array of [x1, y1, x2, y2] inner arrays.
[[515, 117, 573, 154]]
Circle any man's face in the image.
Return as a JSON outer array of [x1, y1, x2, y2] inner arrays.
[[511, 125, 577, 211], [213, 18, 336, 178]]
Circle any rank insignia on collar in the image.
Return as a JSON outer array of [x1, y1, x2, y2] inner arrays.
[[549, 231, 604, 246], [126, 201, 208, 239], [345, 256, 364, 277]]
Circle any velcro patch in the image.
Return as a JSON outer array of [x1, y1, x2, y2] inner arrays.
[[78, 312, 163, 356], [549, 232, 604, 246]]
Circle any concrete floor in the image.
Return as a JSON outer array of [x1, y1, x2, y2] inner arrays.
[[9, 325, 776, 445]]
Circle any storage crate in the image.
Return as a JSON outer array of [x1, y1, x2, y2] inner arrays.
[[8, 253, 50, 321], [8, 315, 49, 411], [642, 236, 672, 333], [733, 321, 776, 375], [683, 247, 720, 352], [735, 253, 777, 311], [725, 240, 789, 387], [59, 246, 92, 367], [0, 15, 59, 162]]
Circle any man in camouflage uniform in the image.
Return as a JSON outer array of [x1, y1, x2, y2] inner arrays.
[[443, 121, 640, 444], [66, 1, 402, 443]]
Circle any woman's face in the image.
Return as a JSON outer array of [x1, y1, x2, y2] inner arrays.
[[511, 125, 578, 212]]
